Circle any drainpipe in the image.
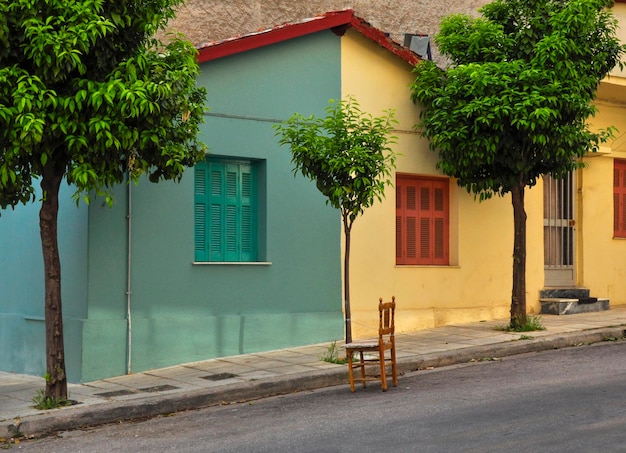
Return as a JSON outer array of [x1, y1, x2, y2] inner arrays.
[[126, 175, 133, 374]]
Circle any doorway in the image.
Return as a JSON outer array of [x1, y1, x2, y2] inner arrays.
[[543, 172, 576, 287]]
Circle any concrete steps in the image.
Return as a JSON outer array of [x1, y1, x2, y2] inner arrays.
[[540, 288, 610, 315]]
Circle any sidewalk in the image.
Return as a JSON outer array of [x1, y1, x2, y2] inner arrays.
[[2, 307, 626, 439]]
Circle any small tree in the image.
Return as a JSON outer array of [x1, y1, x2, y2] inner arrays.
[[410, 0, 624, 328], [275, 97, 397, 343], [0, 0, 206, 400]]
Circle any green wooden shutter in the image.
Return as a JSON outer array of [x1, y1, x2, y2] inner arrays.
[[239, 163, 257, 261], [195, 158, 258, 262], [209, 161, 226, 261], [194, 162, 209, 262], [224, 163, 239, 261]]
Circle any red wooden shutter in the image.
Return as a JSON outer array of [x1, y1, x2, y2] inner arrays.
[[614, 160, 626, 238], [433, 185, 448, 263], [419, 185, 431, 261], [396, 183, 403, 260], [396, 175, 449, 265]]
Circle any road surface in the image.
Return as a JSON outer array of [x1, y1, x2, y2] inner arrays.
[[15, 341, 626, 452]]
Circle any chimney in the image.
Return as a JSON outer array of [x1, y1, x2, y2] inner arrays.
[[404, 34, 432, 60]]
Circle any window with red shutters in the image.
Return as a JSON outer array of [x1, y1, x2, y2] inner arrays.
[[614, 159, 626, 238], [396, 175, 449, 265]]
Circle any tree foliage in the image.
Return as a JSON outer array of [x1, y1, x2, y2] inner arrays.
[[275, 97, 397, 342], [0, 0, 206, 207], [0, 0, 206, 399], [410, 0, 625, 327]]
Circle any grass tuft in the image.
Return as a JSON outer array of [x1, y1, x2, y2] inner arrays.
[[32, 389, 72, 410], [495, 315, 546, 333], [321, 341, 348, 365]]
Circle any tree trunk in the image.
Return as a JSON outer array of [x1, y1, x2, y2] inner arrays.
[[510, 183, 527, 328], [39, 165, 68, 399], [343, 211, 352, 344]]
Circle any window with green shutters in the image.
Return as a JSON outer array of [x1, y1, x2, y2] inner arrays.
[[195, 158, 258, 262]]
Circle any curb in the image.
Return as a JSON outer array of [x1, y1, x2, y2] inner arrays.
[[5, 369, 348, 439], [398, 326, 626, 372], [6, 326, 625, 439]]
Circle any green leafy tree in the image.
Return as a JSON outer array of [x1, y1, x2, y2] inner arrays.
[[275, 97, 397, 343], [410, 0, 624, 328], [0, 0, 206, 399]]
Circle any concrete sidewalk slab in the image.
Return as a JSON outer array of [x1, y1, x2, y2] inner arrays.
[[2, 307, 626, 440]]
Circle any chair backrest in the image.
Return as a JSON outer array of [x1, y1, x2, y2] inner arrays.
[[378, 296, 395, 339]]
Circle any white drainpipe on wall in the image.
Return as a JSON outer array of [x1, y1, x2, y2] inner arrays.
[[126, 176, 133, 374]]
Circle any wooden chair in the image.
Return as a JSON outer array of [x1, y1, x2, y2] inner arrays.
[[345, 297, 397, 392]]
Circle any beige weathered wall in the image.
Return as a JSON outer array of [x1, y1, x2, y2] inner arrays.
[[166, 0, 490, 62]]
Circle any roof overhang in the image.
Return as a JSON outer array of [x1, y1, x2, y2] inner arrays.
[[196, 9, 420, 66]]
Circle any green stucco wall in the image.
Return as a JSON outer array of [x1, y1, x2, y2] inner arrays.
[[0, 183, 89, 382], [79, 30, 344, 381]]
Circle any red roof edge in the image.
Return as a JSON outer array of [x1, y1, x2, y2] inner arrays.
[[196, 9, 420, 66], [197, 10, 354, 63], [348, 15, 421, 66]]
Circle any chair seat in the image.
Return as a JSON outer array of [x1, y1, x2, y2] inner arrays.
[[346, 340, 393, 350], [345, 342, 378, 350]]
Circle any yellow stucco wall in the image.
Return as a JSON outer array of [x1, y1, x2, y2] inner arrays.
[[578, 153, 626, 305], [584, 96, 626, 306], [340, 30, 544, 338], [582, 2, 626, 307]]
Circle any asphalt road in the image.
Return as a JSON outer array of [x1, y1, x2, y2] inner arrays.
[[15, 341, 626, 452]]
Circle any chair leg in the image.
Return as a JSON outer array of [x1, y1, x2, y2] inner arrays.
[[359, 351, 367, 388], [347, 350, 355, 392], [379, 349, 387, 392], [391, 346, 398, 388]]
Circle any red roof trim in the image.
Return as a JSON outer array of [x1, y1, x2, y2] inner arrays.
[[196, 9, 420, 66], [349, 15, 421, 66]]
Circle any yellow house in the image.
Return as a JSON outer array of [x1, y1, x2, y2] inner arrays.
[[344, 26, 536, 337], [582, 1, 626, 311], [345, 6, 626, 338]]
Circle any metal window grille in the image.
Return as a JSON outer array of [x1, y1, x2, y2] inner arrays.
[[543, 172, 574, 268]]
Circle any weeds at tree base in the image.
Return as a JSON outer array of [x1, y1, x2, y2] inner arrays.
[[1, 417, 24, 449], [470, 357, 501, 362], [1, 433, 21, 450], [1, 437, 19, 449], [321, 341, 348, 365], [32, 389, 72, 410], [495, 315, 546, 333], [602, 336, 626, 343]]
